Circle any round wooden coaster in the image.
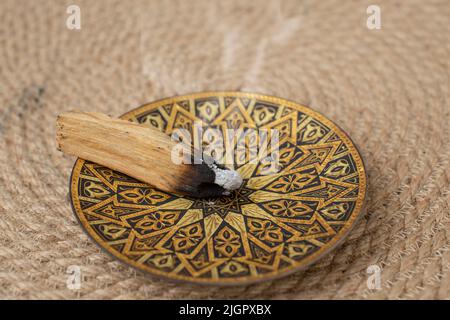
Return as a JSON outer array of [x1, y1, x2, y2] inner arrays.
[[69, 92, 367, 285]]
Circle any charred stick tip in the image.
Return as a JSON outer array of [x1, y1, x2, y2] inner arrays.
[[177, 155, 243, 198]]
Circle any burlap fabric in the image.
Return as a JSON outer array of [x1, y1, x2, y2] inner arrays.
[[0, 0, 449, 299]]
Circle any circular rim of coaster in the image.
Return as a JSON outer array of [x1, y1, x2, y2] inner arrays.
[[69, 91, 367, 285]]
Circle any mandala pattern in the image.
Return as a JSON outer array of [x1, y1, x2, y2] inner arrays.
[[70, 92, 367, 284]]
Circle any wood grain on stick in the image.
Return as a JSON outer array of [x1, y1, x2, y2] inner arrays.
[[56, 112, 225, 197]]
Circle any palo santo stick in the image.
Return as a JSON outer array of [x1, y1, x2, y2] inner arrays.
[[56, 112, 242, 197]]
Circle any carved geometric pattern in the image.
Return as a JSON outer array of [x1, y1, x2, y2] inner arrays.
[[70, 92, 367, 285]]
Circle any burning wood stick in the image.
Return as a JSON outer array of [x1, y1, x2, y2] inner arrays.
[[56, 112, 242, 197]]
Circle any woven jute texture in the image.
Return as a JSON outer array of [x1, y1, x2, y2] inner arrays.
[[0, 0, 449, 299]]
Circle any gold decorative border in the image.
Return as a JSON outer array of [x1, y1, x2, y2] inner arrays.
[[69, 91, 367, 285]]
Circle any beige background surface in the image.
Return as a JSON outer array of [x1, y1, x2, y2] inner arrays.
[[0, 0, 449, 299]]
